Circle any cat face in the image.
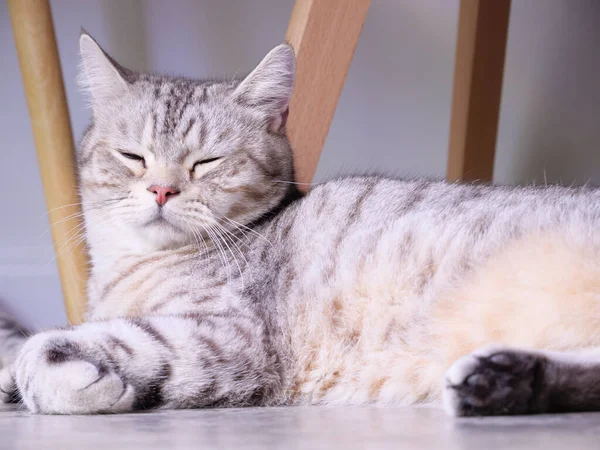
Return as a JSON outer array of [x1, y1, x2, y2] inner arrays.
[[77, 34, 295, 251]]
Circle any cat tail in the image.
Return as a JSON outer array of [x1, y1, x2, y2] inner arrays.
[[0, 313, 28, 369]]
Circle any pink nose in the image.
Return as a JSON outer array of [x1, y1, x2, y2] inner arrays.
[[147, 185, 180, 206]]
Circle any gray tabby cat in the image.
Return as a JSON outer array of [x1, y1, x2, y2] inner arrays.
[[2, 32, 600, 416]]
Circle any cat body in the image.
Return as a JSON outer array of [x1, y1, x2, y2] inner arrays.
[[84, 176, 600, 411], [3, 34, 600, 416]]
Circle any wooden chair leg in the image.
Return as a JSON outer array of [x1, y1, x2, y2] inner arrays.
[[8, 0, 88, 324], [447, 0, 511, 183], [285, 0, 370, 191]]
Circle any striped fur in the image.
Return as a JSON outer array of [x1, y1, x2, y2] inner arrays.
[[4, 33, 600, 416]]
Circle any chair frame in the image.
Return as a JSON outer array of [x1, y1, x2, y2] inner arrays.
[[8, 0, 510, 324]]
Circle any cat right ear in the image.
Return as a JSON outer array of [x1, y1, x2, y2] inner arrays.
[[233, 43, 296, 132], [78, 31, 130, 112]]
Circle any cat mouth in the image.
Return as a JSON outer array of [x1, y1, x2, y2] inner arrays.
[[144, 211, 182, 231]]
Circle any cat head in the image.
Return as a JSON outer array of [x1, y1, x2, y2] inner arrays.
[[77, 33, 296, 252]]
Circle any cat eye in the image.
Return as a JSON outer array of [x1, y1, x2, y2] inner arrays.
[[192, 157, 223, 171], [119, 151, 145, 163]]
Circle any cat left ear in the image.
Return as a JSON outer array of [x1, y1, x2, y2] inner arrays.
[[233, 43, 295, 132], [78, 31, 130, 112]]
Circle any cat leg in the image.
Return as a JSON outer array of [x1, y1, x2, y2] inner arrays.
[[6, 314, 278, 414], [443, 345, 600, 417]]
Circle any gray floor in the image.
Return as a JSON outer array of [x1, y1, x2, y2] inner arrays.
[[0, 403, 598, 450]]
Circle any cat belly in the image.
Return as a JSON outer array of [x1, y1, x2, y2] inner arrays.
[[428, 231, 600, 391], [286, 241, 443, 406], [287, 231, 600, 406]]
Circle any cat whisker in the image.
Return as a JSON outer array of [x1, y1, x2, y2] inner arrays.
[[180, 217, 210, 258], [221, 218, 249, 241], [223, 217, 271, 246], [206, 223, 237, 283], [210, 220, 249, 287], [203, 224, 233, 284], [42, 197, 128, 217], [182, 213, 232, 283], [211, 223, 245, 288], [46, 210, 117, 265], [40, 212, 87, 239], [218, 218, 256, 247], [213, 219, 250, 249], [271, 179, 322, 187], [42, 201, 84, 216], [40, 200, 135, 239]]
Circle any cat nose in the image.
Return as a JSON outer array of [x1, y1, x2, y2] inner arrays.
[[147, 185, 180, 206]]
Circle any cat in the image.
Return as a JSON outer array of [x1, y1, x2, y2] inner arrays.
[[2, 32, 600, 417]]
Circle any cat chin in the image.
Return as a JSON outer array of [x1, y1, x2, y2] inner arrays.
[[137, 219, 190, 250]]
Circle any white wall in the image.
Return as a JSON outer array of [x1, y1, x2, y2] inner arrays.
[[495, 0, 600, 185], [1, 0, 600, 328]]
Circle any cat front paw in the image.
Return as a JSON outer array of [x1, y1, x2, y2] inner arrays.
[[443, 345, 541, 417], [15, 332, 135, 414]]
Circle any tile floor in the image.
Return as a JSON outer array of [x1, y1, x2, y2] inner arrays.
[[0, 403, 598, 449]]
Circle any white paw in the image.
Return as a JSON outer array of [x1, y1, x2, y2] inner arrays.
[[15, 332, 134, 414], [443, 345, 539, 417]]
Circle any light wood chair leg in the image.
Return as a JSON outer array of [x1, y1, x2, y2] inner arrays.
[[447, 0, 511, 183], [285, 0, 370, 191], [8, 0, 88, 324]]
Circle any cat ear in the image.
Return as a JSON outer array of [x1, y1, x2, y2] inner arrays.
[[233, 43, 295, 131], [78, 31, 130, 111]]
